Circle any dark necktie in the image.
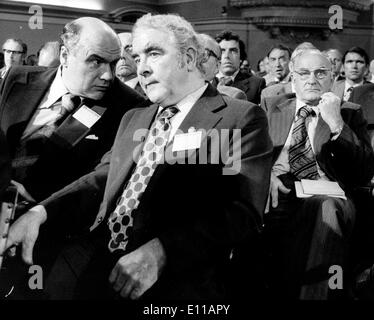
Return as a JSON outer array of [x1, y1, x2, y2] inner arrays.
[[343, 86, 353, 101], [108, 106, 179, 252], [289, 106, 319, 180], [33, 93, 79, 138]]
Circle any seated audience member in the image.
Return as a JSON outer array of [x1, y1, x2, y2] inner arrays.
[[214, 30, 265, 104], [332, 46, 370, 101], [38, 41, 60, 67], [262, 49, 374, 299], [0, 17, 145, 203], [26, 54, 38, 66], [115, 32, 146, 97], [2, 13, 273, 300], [324, 48, 344, 81], [0, 38, 27, 79], [261, 42, 317, 101], [263, 44, 292, 87], [198, 33, 247, 100]]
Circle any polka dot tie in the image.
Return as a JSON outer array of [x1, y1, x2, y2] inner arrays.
[[108, 106, 179, 252]]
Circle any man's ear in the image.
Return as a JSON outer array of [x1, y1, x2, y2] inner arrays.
[[60, 45, 69, 67], [186, 47, 197, 72]]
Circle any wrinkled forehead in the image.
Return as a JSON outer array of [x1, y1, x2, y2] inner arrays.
[[132, 27, 176, 53], [294, 53, 331, 70], [77, 32, 120, 59]]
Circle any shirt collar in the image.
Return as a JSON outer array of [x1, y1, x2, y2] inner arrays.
[[344, 80, 363, 91], [158, 83, 208, 115], [40, 65, 69, 109], [295, 99, 320, 117]]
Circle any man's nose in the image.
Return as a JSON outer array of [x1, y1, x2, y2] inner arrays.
[[100, 63, 114, 81], [137, 58, 151, 77]]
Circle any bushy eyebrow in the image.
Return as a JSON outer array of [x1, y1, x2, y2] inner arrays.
[[132, 44, 164, 58]]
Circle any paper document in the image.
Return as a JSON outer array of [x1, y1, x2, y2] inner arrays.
[[295, 180, 347, 200]]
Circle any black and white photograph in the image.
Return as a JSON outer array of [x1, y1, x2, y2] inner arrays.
[[0, 0, 374, 315]]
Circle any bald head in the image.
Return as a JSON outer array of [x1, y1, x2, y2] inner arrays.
[[115, 32, 138, 82], [61, 17, 120, 56], [60, 17, 121, 100], [198, 33, 221, 81], [118, 32, 133, 51]]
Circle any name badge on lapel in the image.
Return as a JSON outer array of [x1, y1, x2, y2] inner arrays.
[[73, 105, 101, 128], [172, 130, 202, 152]]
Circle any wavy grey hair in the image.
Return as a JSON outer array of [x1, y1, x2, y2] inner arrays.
[[133, 13, 205, 73]]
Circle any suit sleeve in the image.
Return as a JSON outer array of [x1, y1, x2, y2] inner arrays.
[[40, 108, 139, 231], [157, 104, 273, 271], [0, 129, 10, 201], [317, 107, 374, 189]]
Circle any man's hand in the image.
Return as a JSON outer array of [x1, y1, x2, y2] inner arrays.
[[317, 92, 344, 132], [1, 205, 47, 265], [270, 172, 291, 208], [109, 238, 166, 300]]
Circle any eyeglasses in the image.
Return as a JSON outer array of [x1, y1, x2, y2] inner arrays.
[[205, 49, 219, 60], [3, 49, 23, 55], [293, 68, 331, 80]]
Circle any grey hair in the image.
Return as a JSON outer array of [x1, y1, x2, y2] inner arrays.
[[290, 48, 325, 72], [133, 13, 205, 73]]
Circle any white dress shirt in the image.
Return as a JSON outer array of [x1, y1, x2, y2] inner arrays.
[[22, 66, 69, 139], [125, 77, 139, 90], [216, 69, 240, 83], [272, 99, 329, 180], [157, 83, 208, 142]]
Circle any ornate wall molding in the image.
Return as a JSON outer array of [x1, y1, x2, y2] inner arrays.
[[230, 0, 372, 11]]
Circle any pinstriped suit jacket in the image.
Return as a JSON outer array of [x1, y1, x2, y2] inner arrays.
[[262, 94, 374, 192]]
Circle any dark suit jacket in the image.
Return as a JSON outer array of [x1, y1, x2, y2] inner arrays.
[[0, 66, 146, 201], [41, 84, 273, 299], [349, 83, 374, 126], [213, 71, 265, 105], [332, 79, 370, 101], [263, 94, 374, 192], [0, 129, 10, 201]]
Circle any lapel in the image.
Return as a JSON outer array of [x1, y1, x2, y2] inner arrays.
[[232, 71, 250, 93], [104, 84, 225, 208], [313, 113, 331, 154], [0, 68, 57, 132], [268, 98, 296, 147], [104, 104, 159, 206]]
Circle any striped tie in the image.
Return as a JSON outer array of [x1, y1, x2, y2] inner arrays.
[[289, 106, 319, 180]]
